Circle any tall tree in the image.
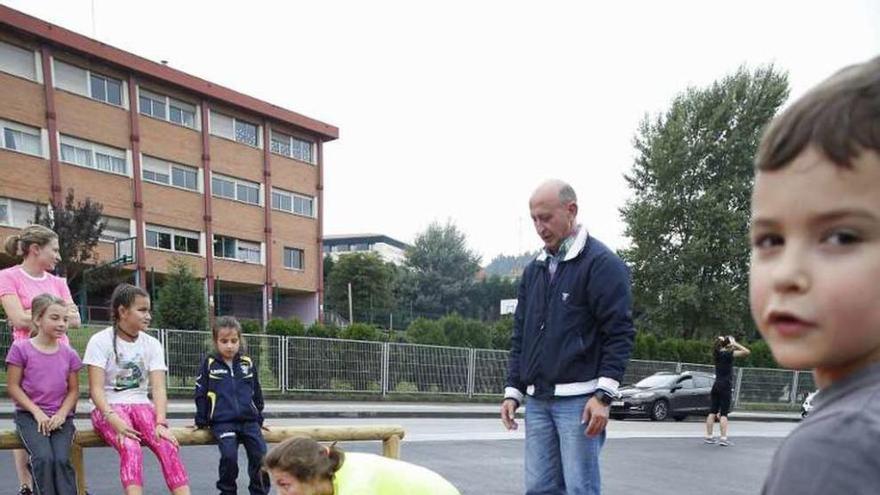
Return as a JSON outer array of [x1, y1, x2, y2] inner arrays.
[[153, 257, 208, 331], [404, 221, 481, 317], [620, 65, 789, 339], [325, 252, 395, 324], [33, 189, 105, 284]]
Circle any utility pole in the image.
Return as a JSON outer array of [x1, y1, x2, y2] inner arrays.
[[348, 282, 354, 324]]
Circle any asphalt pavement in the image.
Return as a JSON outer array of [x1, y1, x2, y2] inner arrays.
[[0, 415, 798, 494]]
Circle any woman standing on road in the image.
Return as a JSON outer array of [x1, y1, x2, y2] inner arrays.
[[1, 225, 81, 495], [705, 335, 750, 446]]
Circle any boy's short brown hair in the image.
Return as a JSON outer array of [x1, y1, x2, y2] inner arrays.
[[756, 56, 880, 171]]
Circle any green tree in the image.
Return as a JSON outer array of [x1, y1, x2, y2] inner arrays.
[[325, 252, 395, 324], [620, 65, 789, 339], [153, 257, 208, 331], [464, 275, 519, 321], [405, 317, 446, 346], [404, 221, 481, 317]]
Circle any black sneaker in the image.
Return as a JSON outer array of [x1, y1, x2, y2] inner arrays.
[[18, 485, 33, 495]]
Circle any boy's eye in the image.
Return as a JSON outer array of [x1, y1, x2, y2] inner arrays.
[[823, 230, 861, 245], [752, 233, 783, 249]]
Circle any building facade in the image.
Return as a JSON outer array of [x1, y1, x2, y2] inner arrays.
[[323, 234, 410, 266], [0, 6, 338, 324]]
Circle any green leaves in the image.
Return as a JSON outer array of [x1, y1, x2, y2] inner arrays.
[[621, 65, 789, 340], [153, 257, 208, 331]]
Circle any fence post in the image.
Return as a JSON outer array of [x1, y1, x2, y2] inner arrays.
[[282, 336, 288, 392], [276, 335, 283, 393], [467, 348, 476, 397], [381, 342, 390, 397], [733, 368, 744, 407], [790, 371, 800, 405], [675, 362, 682, 373]]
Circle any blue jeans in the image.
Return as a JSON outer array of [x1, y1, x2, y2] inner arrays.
[[525, 395, 605, 495]]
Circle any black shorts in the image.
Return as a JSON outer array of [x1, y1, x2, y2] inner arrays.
[[710, 384, 732, 416]]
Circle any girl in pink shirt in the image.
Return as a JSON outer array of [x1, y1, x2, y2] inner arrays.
[[1, 225, 81, 495]]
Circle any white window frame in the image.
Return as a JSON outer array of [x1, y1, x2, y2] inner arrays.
[[137, 87, 200, 130], [209, 110, 262, 148], [99, 215, 133, 243], [213, 234, 263, 265], [211, 172, 262, 206], [59, 134, 130, 176], [51, 58, 128, 109], [270, 131, 314, 164], [0, 40, 42, 83], [89, 72, 124, 106], [141, 154, 202, 192], [283, 246, 305, 271], [0, 197, 40, 228], [271, 187, 316, 218], [0, 197, 9, 226], [0, 119, 44, 158], [145, 224, 201, 255]]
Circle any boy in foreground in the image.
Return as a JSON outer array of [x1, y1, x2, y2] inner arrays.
[[750, 56, 880, 494]]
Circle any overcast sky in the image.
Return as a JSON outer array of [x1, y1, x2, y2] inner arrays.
[[4, 0, 879, 264]]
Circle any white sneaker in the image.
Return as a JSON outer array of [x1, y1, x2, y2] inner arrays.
[[719, 437, 731, 446], [703, 436, 717, 444]]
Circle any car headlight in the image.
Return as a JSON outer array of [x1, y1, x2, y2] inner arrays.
[[632, 392, 655, 399]]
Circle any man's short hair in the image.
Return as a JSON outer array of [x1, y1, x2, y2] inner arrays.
[[755, 56, 880, 171], [559, 183, 577, 205]]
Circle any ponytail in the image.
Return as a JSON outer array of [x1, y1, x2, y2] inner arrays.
[[4, 225, 57, 259]]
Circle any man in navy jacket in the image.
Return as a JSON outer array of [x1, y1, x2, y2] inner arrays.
[[501, 179, 635, 495]]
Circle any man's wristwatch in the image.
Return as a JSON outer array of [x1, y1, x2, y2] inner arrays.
[[593, 389, 615, 406]]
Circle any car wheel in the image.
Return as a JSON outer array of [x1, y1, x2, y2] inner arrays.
[[673, 414, 687, 422], [650, 400, 669, 421]]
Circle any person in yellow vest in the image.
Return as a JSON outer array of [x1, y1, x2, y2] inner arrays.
[[264, 437, 460, 495]]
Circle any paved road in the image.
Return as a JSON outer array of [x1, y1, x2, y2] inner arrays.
[[0, 417, 797, 494]]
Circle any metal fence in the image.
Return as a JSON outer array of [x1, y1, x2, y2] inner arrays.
[[0, 321, 814, 407]]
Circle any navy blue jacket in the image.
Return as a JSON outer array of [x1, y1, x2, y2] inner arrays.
[[194, 352, 264, 427], [506, 232, 635, 400]]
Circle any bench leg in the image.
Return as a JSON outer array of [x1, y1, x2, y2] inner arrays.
[[382, 434, 401, 459], [71, 443, 87, 495]]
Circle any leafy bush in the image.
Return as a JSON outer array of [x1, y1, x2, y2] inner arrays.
[[265, 317, 305, 337], [339, 323, 380, 341]]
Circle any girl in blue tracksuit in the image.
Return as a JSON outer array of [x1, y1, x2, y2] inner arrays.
[[194, 316, 269, 495]]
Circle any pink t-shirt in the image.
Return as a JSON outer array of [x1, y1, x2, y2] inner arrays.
[[0, 265, 73, 342], [5, 339, 82, 416]]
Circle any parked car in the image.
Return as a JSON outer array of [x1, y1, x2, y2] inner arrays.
[[801, 390, 818, 418], [611, 371, 715, 421]]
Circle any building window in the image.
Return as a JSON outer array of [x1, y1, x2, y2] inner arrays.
[[271, 188, 315, 217], [99, 216, 131, 242], [138, 88, 197, 129], [0, 40, 37, 81], [90, 73, 123, 105], [142, 155, 199, 191], [60, 135, 127, 175], [270, 131, 314, 163], [54, 59, 125, 107], [210, 110, 260, 147], [0, 119, 42, 157], [0, 197, 40, 228], [352, 243, 370, 252], [212, 174, 261, 205], [213, 235, 261, 264], [146, 225, 200, 254], [284, 247, 304, 270]]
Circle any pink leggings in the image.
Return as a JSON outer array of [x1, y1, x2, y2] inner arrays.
[[91, 404, 189, 491]]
